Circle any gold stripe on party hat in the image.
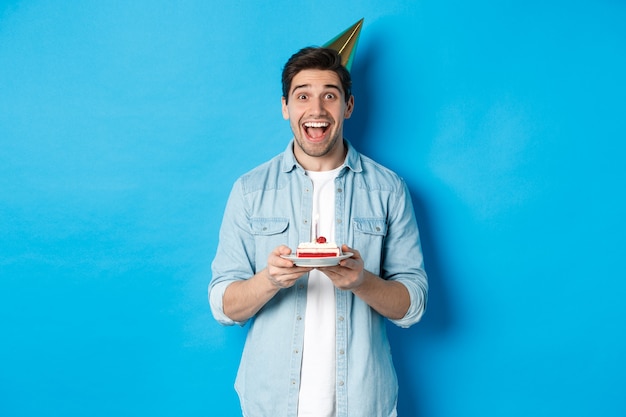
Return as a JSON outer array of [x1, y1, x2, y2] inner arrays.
[[323, 18, 364, 72]]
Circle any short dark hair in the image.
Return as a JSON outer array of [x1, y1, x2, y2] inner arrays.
[[281, 47, 352, 104]]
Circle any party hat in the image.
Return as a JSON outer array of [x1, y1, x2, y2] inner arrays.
[[323, 18, 364, 72]]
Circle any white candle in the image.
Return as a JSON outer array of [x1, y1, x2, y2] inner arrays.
[[313, 213, 319, 242]]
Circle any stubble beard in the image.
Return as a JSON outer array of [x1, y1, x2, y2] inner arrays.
[[294, 133, 341, 158]]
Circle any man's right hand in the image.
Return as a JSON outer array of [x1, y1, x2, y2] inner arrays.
[[223, 245, 312, 322], [265, 245, 313, 288]]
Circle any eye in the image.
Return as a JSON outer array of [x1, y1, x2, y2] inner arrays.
[[324, 93, 336, 100], [297, 94, 308, 100]]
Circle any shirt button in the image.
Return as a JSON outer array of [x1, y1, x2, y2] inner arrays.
[[338, 316, 344, 321], [338, 381, 345, 386], [336, 219, 342, 224], [297, 316, 302, 320], [337, 188, 342, 193], [339, 349, 345, 355]]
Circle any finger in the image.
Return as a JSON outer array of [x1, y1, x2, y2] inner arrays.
[[267, 268, 310, 288], [341, 244, 360, 259], [290, 266, 314, 274], [270, 247, 297, 268], [271, 245, 293, 256], [273, 256, 297, 268], [278, 245, 293, 256]]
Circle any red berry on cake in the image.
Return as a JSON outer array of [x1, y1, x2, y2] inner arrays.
[[316, 236, 327, 244]]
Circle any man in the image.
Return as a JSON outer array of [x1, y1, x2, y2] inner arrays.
[[209, 31, 428, 417]]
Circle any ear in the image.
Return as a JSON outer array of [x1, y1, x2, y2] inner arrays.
[[281, 97, 289, 120], [344, 95, 355, 119]]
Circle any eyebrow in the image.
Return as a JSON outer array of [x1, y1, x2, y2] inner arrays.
[[291, 84, 342, 95]]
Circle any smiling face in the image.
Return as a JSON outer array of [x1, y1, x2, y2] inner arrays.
[[282, 69, 354, 171]]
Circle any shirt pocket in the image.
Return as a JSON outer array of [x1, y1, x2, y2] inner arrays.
[[250, 217, 290, 269], [352, 218, 387, 276]]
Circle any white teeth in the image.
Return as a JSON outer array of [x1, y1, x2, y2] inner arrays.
[[304, 122, 329, 128]]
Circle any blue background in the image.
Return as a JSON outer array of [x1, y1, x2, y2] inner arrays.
[[1, 1, 625, 416]]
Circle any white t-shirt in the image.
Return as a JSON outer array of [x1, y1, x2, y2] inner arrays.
[[297, 167, 341, 417]]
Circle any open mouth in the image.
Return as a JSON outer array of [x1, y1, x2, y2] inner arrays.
[[303, 121, 330, 141]]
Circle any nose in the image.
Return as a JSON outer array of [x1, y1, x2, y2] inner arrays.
[[309, 97, 327, 117]]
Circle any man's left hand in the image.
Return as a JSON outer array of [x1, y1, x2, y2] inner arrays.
[[318, 244, 365, 290]]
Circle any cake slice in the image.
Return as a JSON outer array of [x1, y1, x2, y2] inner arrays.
[[296, 236, 341, 258]]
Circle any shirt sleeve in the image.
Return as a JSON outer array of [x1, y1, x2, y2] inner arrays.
[[208, 179, 254, 327], [383, 180, 428, 328]]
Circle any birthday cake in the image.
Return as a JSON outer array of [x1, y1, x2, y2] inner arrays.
[[296, 236, 341, 258]]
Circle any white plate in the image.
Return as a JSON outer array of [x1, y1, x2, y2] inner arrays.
[[280, 252, 353, 267]]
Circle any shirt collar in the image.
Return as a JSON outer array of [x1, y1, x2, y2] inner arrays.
[[281, 139, 363, 174]]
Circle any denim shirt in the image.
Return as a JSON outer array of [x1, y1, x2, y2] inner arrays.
[[209, 140, 428, 417]]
